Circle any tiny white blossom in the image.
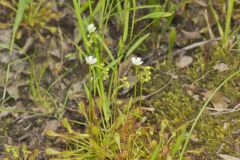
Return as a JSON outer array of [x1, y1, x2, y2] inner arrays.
[[131, 56, 143, 66], [86, 56, 97, 65], [87, 24, 96, 33]]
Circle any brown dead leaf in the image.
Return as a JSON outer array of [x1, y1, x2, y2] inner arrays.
[[0, 52, 19, 64], [117, 55, 137, 95], [0, 111, 10, 120], [203, 90, 230, 109], [49, 38, 61, 59], [104, 37, 114, 46], [67, 81, 84, 99], [218, 154, 240, 160], [192, 0, 208, 7], [0, 67, 5, 87], [176, 55, 193, 68], [8, 81, 28, 99], [0, 29, 11, 48], [213, 63, 229, 72], [184, 84, 198, 96], [118, 55, 133, 78], [42, 120, 60, 136], [181, 29, 201, 40], [19, 37, 35, 54]]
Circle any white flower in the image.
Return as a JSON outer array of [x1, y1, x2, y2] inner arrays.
[[87, 24, 96, 33], [86, 56, 97, 65], [131, 56, 143, 66]]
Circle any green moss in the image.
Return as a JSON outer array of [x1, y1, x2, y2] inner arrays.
[[146, 47, 240, 158]]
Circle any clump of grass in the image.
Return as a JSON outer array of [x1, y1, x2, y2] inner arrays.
[[0, 0, 62, 42], [22, 0, 62, 42], [209, 0, 235, 48], [44, 0, 173, 159]]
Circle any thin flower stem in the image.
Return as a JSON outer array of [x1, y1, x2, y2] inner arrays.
[[139, 79, 143, 107], [93, 68, 96, 96], [88, 67, 93, 107], [134, 83, 137, 107], [134, 66, 138, 107]]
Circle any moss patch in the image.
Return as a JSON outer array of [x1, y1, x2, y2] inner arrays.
[[145, 47, 240, 159]]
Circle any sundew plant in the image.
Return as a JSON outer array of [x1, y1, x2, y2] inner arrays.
[[45, 0, 173, 159]]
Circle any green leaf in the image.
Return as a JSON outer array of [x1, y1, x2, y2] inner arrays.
[[96, 34, 114, 60], [73, 0, 90, 53], [150, 142, 162, 160], [224, 0, 234, 44], [10, 0, 29, 54], [136, 11, 172, 22], [171, 124, 187, 157], [123, 0, 130, 42], [168, 27, 176, 62], [125, 33, 150, 57], [209, 1, 224, 40]]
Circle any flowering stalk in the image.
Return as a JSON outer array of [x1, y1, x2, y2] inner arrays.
[[87, 24, 96, 46], [131, 56, 143, 107], [85, 54, 111, 126], [86, 56, 97, 107], [131, 56, 152, 107], [134, 66, 138, 107]]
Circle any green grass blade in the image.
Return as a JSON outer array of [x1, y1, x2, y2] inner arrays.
[[107, 5, 162, 20], [2, 0, 29, 101], [116, 0, 124, 24], [130, 0, 136, 39], [88, 0, 93, 19], [135, 11, 172, 22], [208, 0, 224, 41], [96, 34, 114, 60], [150, 142, 162, 160], [125, 33, 150, 57], [224, 0, 234, 44], [93, 1, 102, 15], [168, 27, 176, 62], [171, 124, 187, 158], [73, 0, 90, 53], [123, 0, 130, 42], [0, 43, 18, 52], [107, 56, 123, 69], [10, 0, 29, 54]]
